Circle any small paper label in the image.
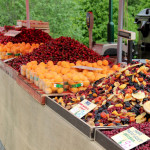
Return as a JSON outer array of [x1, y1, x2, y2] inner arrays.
[[71, 83, 83, 88], [54, 84, 63, 88], [111, 127, 150, 150], [4, 30, 21, 37], [6, 53, 13, 56], [14, 53, 21, 56], [70, 99, 97, 118], [34, 76, 39, 81], [30, 75, 33, 80]]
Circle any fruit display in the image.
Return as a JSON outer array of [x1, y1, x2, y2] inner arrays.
[[0, 23, 149, 150], [54, 62, 150, 126], [21, 60, 120, 94], [0, 42, 40, 60], [102, 122, 150, 149], [0, 28, 52, 44], [7, 36, 107, 72]]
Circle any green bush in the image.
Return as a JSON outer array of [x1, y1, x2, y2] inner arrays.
[[0, 0, 149, 46]]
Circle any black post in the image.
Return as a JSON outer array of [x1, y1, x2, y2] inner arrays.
[[107, 0, 114, 43], [127, 40, 133, 64]]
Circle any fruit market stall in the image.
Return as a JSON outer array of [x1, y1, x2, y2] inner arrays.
[[0, 27, 112, 150], [0, 26, 150, 150], [0, 68, 105, 150]]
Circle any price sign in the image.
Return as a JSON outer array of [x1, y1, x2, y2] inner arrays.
[[70, 99, 97, 118], [4, 30, 21, 37], [72, 66, 102, 71], [118, 29, 136, 40], [111, 127, 150, 150], [3, 57, 15, 63], [0, 27, 4, 32]]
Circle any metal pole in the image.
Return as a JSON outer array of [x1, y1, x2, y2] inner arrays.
[[89, 29, 93, 49], [127, 40, 133, 64], [107, 0, 114, 43], [26, 0, 30, 28], [117, 0, 124, 63]]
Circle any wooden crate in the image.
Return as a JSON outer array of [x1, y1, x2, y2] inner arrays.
[[17, 20, 49, 28], [17, 20, 50, 33], [16, 75, 46, 105]]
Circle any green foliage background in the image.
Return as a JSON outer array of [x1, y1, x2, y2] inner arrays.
[[0, 0, 149, 46]]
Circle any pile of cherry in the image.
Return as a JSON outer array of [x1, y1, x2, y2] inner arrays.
[[0, 28, 52, 44], [7, 36, 104, 72]]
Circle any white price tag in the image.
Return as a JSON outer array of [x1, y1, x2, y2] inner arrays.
[[4, 30, 21, 37], [0, 27, 4, 32], [70, 99, 96, 118], [72, 65, 102, 71], [111, 127, 150, 150]]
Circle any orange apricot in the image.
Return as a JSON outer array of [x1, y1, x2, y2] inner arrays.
[[68, 79, 75, 85], [57, 88, 64, 94], [76, 60, 82, 66], [97, 60, 102, 66], [86, 63, 92, 67], [73, 75, 80, 82], [51, 84, 57, 93], [55, 75, 63, 83], [102, 60, 109, 66], [92, 63, 98, 68], [70, 88, 78, 93], [70, 63, 75, 67], [57, 61, 61, 66], [112, 65, 119, 71], [83, 80, 90, 87]]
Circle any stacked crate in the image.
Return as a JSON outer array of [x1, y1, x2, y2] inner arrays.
[[17, 20, 50, 34]]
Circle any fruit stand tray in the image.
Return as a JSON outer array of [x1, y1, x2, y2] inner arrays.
[[16, 75, 73, 104], [95, 129, 123, 150], [0, 60, 18, 79], [46, 96, 96, 140], [16, 75, 46, 105]]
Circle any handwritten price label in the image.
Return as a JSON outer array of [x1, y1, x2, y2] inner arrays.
[[70, 99, 96, 118], [4, 30, 21, 37], [112, 127, 150, 150], [120, 140, 136, 150]]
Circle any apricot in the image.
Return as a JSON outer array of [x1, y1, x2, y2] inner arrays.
[[92, 63, 98, 68], [51, 84, 57, 93], [102, 60, 109, 66], [73, 75, 80, 82], [97, 60, 102, 66], [55, 75, 63, 83], [86, 63, 92, 67], [83, 80, 90, 87], [57, 88, 64, 94], [47, 61, 53, 67], [112, 65, 119, 71], [70, 88, 78, 93]]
